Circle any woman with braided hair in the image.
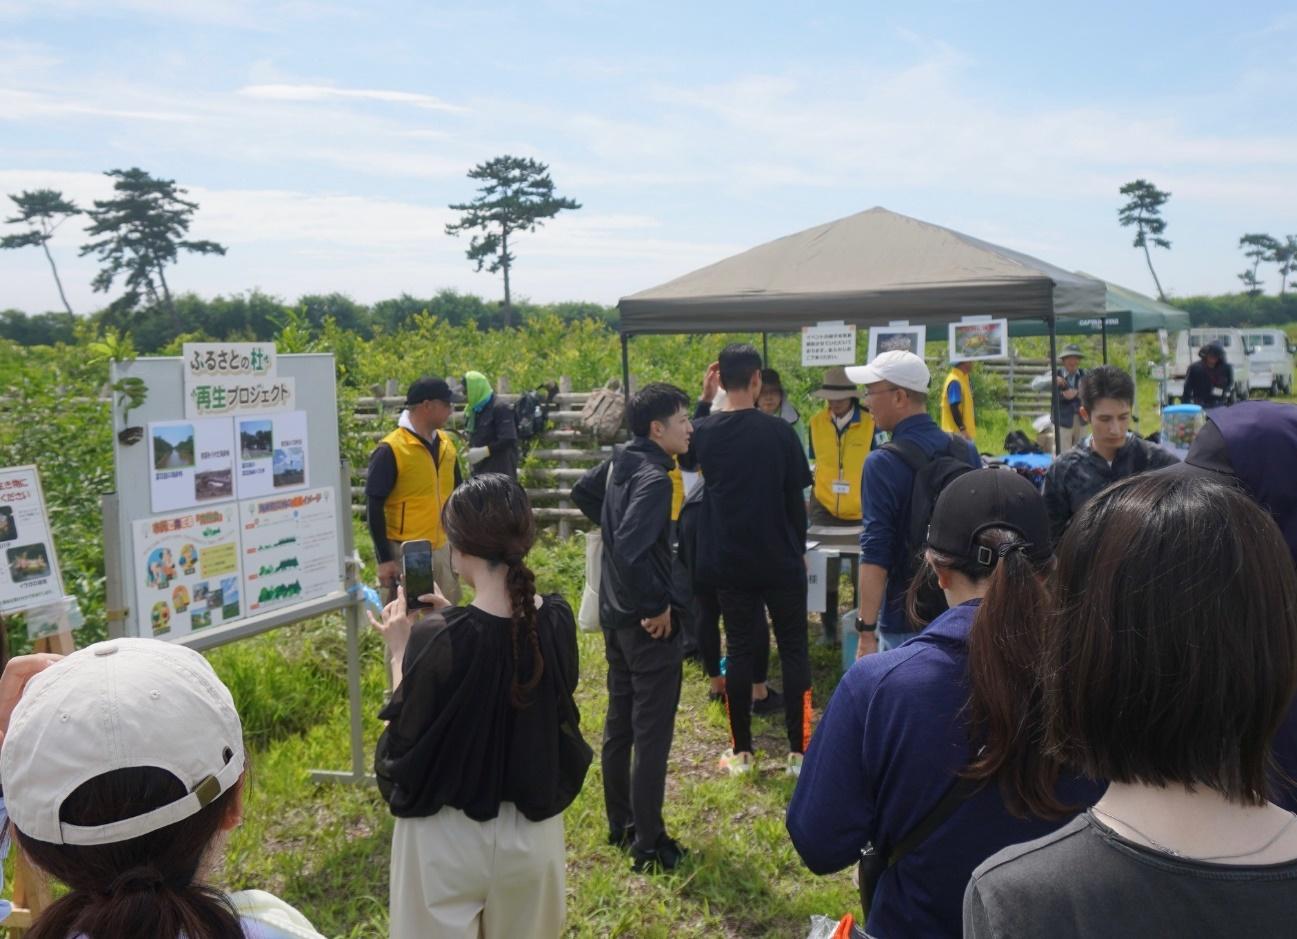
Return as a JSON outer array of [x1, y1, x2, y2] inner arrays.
[[371, 473, 591, 939]]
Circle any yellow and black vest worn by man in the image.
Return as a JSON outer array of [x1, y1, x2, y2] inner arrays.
[[365, 377, 464, 602], [940, 363, 977, 441], [808, 366, 876, 524]]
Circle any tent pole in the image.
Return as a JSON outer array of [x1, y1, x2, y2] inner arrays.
[[762, 332, 769, 363], [1101, 319, 1109, 364], [620, 333, 631, 400], [1129, 331, 1139, 425], [1047, 305, 1061, 456]]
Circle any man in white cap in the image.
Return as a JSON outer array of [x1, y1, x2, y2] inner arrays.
[[1053, 344, 1088, 451], [845, 350, 980, 657]]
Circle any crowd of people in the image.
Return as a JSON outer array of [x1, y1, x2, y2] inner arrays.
[[0, 343, 1294, 939]]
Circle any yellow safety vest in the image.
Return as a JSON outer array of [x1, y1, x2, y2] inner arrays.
[[381, 427, 458, 549], [940, 367, 976, 439], [669, 462, 684, 521], [809, 407, 875, 521]]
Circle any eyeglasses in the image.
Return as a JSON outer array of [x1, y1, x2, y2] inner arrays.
[[861, 384, 902, 398]]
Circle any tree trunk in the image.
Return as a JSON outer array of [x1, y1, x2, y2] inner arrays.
[[157, 264, 180, 333], [500, 229, 513, 327], [1141, 241, 1166, 301], [40, 240, 74, 315]]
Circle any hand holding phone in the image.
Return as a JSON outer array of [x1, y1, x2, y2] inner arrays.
[[401, 540, 437, 610]]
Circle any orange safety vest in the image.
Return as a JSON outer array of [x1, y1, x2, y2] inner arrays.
[[381, 426, 458, 549]]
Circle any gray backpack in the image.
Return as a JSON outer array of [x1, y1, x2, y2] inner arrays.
[[579, 380, 626, 443]]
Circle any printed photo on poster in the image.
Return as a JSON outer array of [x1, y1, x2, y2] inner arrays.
[[0, 466, 65, 615], [948, 318, 1009, 362], [867, 324, 927, 361], [132, 505, 244, 639], [148, 418, 236, 513], [240, 487, 341, 617], [238, 411, 309, 499]]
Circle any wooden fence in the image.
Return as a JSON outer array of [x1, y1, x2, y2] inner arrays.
[[349, 377, 619, 537]]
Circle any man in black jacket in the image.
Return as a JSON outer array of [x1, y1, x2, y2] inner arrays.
[[570, 382, 693, 873], [1183, 341, 1234, 409]]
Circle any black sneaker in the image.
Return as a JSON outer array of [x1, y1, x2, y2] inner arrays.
[[631, 834, 689, 873], [752, 687, 785, 716], [608, 823, 636, 852]]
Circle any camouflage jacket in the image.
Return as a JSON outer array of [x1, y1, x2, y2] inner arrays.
[[1042, 433, 1180, 542]]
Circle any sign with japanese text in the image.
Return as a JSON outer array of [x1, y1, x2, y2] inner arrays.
[[0, 466, 66, 615], [182, 342, 294, 420], [801, 321, 858, 366], [131, 504, 244, 639]]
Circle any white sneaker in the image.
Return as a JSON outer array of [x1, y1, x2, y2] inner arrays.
[[719, 748, 754, 776], [786, 752, 804, 778]]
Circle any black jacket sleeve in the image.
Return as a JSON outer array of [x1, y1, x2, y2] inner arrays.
[[949, 399, 965, 432], [570, 459, 611, 526], [365, 443, 397, 563], [612, 471, 673, 618], [1042, 461, 1071, 544]]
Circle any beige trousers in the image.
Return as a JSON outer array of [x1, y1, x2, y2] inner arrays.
[[389, 803, 565, 939], [387, 540, 461, 605], [1056, 422, 1086, 452]]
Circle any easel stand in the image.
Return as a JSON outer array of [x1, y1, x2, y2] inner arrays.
[[0, 614, 75, 936]]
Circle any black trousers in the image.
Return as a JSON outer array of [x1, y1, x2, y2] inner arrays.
[[691, 584, 770, 683], [717, 580, 812, 755], [601, 621, 683, 853]]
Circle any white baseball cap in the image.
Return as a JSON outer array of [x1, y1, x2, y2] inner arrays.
[[0, 638, 245, 846], [845, 350, 931, 394]]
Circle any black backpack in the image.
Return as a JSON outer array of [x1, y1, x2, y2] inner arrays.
[[880, 435, 978, 627], [512, 383, 559, 458], [1003, 429, 1039, 455]]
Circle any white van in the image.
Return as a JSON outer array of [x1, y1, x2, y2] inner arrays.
[[1156, 329, 1252, 404], [1240, 328, 1295, 396]]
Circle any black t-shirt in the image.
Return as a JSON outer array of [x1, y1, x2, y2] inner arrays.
[[965, 812, 1297, 938], [375, 595, 586, 822], [689, 408, 813, 590]]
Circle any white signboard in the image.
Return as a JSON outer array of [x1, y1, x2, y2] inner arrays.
[[949, 317, 1009, 363], [801, 321, 858, 366], [183, 342, 294, 419], [240, 487, 341, 616], [0, 466, 65, 614], [131, 504, 244, 639], [867, 322, 927, 360], [236, 410, 310, 500], [147, 417, 237, 513]]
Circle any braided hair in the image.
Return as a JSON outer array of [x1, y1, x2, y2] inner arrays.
[[442, 473, 544, 708]]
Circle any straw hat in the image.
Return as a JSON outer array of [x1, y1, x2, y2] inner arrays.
[[813, 366, 859, 400]]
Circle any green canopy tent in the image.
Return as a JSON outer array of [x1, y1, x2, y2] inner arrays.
[[1008, 277, 1190, 419]]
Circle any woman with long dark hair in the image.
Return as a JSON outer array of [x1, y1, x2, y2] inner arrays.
[[371, 473, 591, 938], [0, 642, 326, 939], [787, 468, 1102, 938], [965, 474, 1297, 937]]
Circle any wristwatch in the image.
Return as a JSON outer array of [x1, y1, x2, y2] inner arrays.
[[856, 619, 877, 634]]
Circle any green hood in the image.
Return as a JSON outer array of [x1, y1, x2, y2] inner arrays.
[[465, 371, 493, 431]]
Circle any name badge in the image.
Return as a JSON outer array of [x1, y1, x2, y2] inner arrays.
[[832, 481, 852, 495]]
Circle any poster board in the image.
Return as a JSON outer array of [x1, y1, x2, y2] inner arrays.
[[801, 321, 858, 366], [107, 354, 349, 649], [0, 465, 65, 615], [867, 322, 927, 360]]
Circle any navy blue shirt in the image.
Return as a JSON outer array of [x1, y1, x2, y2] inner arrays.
[[787, 601, 1103, 939], [858, 413, 978, 635]]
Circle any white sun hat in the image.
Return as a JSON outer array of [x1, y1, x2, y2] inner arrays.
[[0, 638, 245, 846]]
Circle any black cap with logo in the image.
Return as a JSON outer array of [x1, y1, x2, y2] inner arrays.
[[404, 376, 463, 406]]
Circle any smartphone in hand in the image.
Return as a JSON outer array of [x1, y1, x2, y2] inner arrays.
[[401, 540, 437, 610]]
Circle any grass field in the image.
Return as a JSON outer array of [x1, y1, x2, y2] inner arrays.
[[207, 526, 857, 939]]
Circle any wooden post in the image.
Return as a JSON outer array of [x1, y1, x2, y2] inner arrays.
[[556, 376, 572, 539]]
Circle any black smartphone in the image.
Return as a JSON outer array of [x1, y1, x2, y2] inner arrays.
[[401, 540, 437, 610]]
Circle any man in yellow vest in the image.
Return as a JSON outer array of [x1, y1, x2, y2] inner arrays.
[[808, 366, 876, 643], [940, 360, 976, 444], [365, 377, 464, 603]]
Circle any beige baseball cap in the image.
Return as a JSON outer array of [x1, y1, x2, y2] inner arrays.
[[0, 638, 245, 846], [845, 350, 931, 394]]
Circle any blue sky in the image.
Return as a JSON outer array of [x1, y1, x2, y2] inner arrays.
[[3, 0, 1296, 314]]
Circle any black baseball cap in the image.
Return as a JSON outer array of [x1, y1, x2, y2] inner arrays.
[[404, 376, 462, 406], [926, 468, 1052, 568]]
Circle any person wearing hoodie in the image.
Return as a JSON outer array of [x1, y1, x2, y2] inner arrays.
[[1182, 341, 1234, 408], [365, 376, 463, 603], [1154, 400, 1297, 812], [464, 370, 519, 478], [570, 383, 694, 873]]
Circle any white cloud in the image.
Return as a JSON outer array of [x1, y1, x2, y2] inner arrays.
[[0, 88, 194, 123], [239, 83, 468, 113]]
